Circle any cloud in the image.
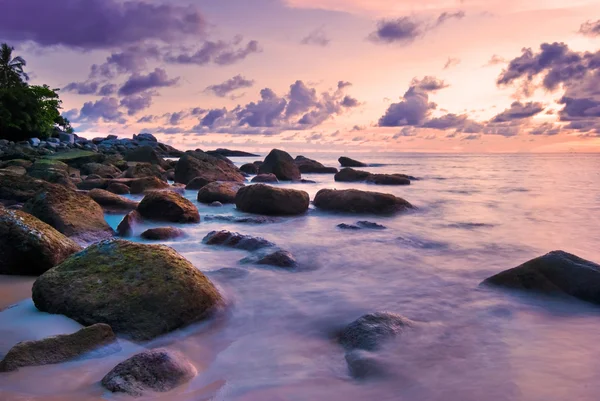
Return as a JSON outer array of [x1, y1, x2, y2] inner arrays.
[[98, 84, 117, 96], [63, 81, 99, 95], [491, 101, 544, 122], [485, 54, 507, 66], [369, 11, 465, 44], [301, 27, 330, 47], [205, 75, 255, 97], [0, 0, 205, 49], [579, 20, 600, 37], [443, 57, 461, 69], [90, 45, 161, 79], [120, 92, 153, 115], [529, 122, 561, 136], [165, 37, 261, 66], [118, 68, 179, 96], [75, 97, 125, 123]]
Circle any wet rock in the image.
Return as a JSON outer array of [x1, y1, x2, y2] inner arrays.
[[0, 172, 54, 203], [209, 201, 223, 207], [338, 223, 361, 230], [107, 182, 130, 195], [117, 210, 143, 237], [23, 187, 114, 242], [240, 163, 259, 174], [482, 251, 600, 305], [258, 149, 301, 181], [197, 182, 245, 204], [77, 178, 110, 190], [367, 174, 411, 186], [314, 189, 413, 215], [80, 163, 121, 178], [129, 176, 170, 194], [294, 155, 338, 174], [0, 324, 120, 372], [344, 350, 388, 379], [137, 191, 200, 223], [251, 173, 279, 183], [339, 312, 413, 351], [125, 163, 166, 179], [209, 267, 249, 279], [32, 239, 223, 340], [245, 249, 297, 268], [0, 207, 82, 275], [206, 148, 259, 157], [124, 146, 166, 167], [185, 176, 212, 190], [88, 189, 138, 213], [174, 151, 245, 186], [235, 184, 309, 216], [357, 221, 387, 230], [203, 215, 279, 224], [334, 168, 371, 182], [203, 230, 275, 251], [141, 227, 185, 241], [101, 349, 196, 397], [339, 156, 367, 168]]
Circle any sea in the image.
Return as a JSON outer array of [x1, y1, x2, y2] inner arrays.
[[1, 152, 600, 401]]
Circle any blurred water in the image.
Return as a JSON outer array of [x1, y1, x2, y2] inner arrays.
[[1, 153, 600, 401]]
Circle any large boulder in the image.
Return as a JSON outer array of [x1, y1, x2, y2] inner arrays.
[[335, 168, 371, 182], [314, 189, 413, 215], [141, 227, 185, 241], [366, 174, 411, 186], [174, 151, 245, 186], [125, 163, 166, 179], [0, 324, 119, 372], [0, 207, 82, 275], [101, 349, 196, 396], [43, 150, 104, 168], [32, 239, 223, 340], [339, 312, 413, 351], [88, 189, 138, 213], [258, 149, 301, 181], [137, 191, 200, 223], [339, 156, 367, 167], [251, 173, 279, 183], [235, 184, 309, 216], [0, 171, 54, 203], [240, 163, 259, 174], [295, 156, 338, 174], [197, 182, 245, 204], [482, 251, 600, 304], [23, 187, 114, 242], [80, 163, 121, 178], [128, 177, 170, 194], [27, 159, 75, 189], [124, 146, 166, 167]]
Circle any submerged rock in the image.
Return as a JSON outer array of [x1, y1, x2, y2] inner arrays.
[[209, 201, 223, 207], [251, 173, 279, 183], [339, 312, 413, 351], [141, 227, 185, 241], [101, 349, 196, 397], [258, 149, 301, 181], [345, 350, 388, 379], [117, 210, 143, 237], [203, 230, 275, 251], [235, 184, 309, 216], [294, 155, 338, 174], [338, 221, 387, 230], [338, 223, 361, 230], [339, 156, 367, 168], [0, 207, 82, 275], [203, 215, 279, 224], [314, 189, 413, 215], [335, 168, 411, 185], [32, 239, 223, 340], [197, 182, 245, 204], [243, 249, 297, 268], [0, 324, 120, 372], [137, 191, 200, 223], [88, 189, 138, 213], [482, 251, 600, 305]]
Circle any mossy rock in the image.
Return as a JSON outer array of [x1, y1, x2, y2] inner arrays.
[[23, 187, 114, 242], [0, 172, 55, 203], [129, 177, 170, 194], [0, 207, 82, 275], [27, 159, 75, 189], [44, 150, 105, 168], [32, 239, 223, 340], [0, 159, 33, 169], [88, 189, 138, 213], [124, 163, 165, 179], [80, 163, 122, 178], [138, 191, 200, 223]]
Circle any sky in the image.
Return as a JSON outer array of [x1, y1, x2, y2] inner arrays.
[[1, 0, 600, 153]]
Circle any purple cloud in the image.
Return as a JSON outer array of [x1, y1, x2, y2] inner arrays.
[[301, 27, 330, 47], [165, 38, 261, 66], [0, 0, 205, 49], [491, 101, 544, 122], [63, 81, 99, 95], [444, 57, 461, 69], [75, 97, 125, 123], [98, 84, 117, 96], [579, 20, 600, 37], [120, 92, 153, 115], [369, 11, 465, 44], [118, 68, 179, 96], [205, 75, 255, 97]]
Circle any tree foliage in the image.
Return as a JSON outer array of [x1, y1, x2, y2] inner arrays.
[[0, 43, 73, 141]]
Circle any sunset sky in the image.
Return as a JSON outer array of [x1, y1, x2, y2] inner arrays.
[[2, 0, 600, 152]]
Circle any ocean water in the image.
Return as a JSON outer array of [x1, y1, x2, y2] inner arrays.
[[1, 152, 600, 401]]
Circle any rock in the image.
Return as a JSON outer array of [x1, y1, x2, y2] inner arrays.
[[129, 177, 170, 194], [101, 349, 196, 397], [235, 184, 310, 216], [339, 156, 367, 167], [141, 227, 185, 241], [246, 249, 297, 268], [0, 207, 82, 275], [27, 159, 75, 189], [209, 201, 223, 207], [125, 146, 165, 166], [59, 133, 75, 144], [203, 215, 279, 224], [251, 173, 279, 183], [314, 189, 413, 215], [106, 135, 118, 140], [206, 148, 259, 157], [77, 178, 110, 190], [357, 221, 387, 230], [240, 163, 259, 174], [366, 174, 411, 186], [32, 239, 223, 340], [197, 182, 245, 204], [0, 159, 32, 169], [29, 138, 41, 147], [137, 191, 200, 223], [23, 187, 114, 242], [335, 168, 372, 182], [339, 312, 413, 351], [344, 350, 388, 379], [133, 133, 158, 142], [258, 149, 301, 181], [88, 189, 138, 213], [185, 176, 212, 190], [44, 150, 104, 168], [174, 151, 245, 186], [47, 138, 60, 144], [0, 324, 120, 372], [125, 163, 166, 179], [0, 166, 26, 176], [295, 156, 338, 174], [0, 172, 54, 203], [107, 182, 130, 195], [203, 230, 275, 251], [482, 251, 600, 304], [80, 163, 121, 178], [117, 210, 143, 237], [338, 223, 361, 230]]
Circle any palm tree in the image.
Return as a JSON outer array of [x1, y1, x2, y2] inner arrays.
[[0, 43, 29, 87]]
